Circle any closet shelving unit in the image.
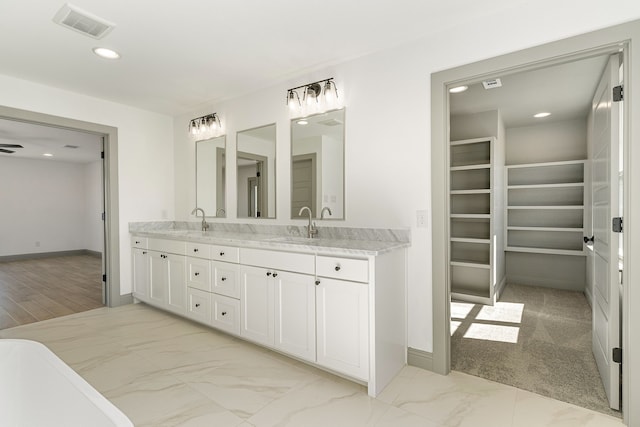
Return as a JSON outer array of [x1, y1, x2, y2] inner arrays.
[[449, 137, 496, 305], [505, 160, 586, 256]]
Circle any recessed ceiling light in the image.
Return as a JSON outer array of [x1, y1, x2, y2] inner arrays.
[[43, 153, 53, 157], [449, 85, 468, 94], [92, 47, 120, 59], [296, 119, 309, 125], [534, 112, 551, 118]]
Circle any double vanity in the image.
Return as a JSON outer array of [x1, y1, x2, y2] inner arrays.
[[130, 223, 409, 397]]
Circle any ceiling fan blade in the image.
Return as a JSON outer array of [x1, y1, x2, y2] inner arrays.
[[0, 144, 23, 148], [0, 148, 15, 153]]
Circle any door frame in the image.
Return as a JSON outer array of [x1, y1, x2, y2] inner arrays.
[[0, 105, 126, 307], [431, 20, 639, 425]]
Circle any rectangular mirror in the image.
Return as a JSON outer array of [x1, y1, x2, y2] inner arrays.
[[196, 135, 226, 217], [237, 124, 276, 218], [291, 109, 345, 219]]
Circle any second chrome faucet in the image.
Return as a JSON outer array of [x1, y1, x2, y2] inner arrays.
[[298, 206, 317, 238]]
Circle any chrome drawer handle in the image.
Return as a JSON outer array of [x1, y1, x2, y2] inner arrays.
[[221, 311, 227, 316], [193, 248, 199, 252], [335, 265, 341, 271], [221, 277, 227, 281], [219, 251, 225, 256], [194, 272, 200, 276], [195, 303, 200, 308]]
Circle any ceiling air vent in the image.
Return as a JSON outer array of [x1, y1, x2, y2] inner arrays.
[[53, 3, 115, 39]]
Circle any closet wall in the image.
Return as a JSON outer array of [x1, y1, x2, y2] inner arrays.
[[504, 118, 588, 291]]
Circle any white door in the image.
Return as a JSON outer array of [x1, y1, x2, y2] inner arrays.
[[166, 254, 187, 315], [591, 53, 621, 410], [274, 271, 316, 362], [316, 277, 369, 381], [240, 265, 274, 346], [149, 251, 167, 306]]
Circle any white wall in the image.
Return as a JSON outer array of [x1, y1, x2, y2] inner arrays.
[[0, 157, 85, 256], [174, 6, 640, 354], [506, 118, 588, 164], [0, 74, 174, 294]]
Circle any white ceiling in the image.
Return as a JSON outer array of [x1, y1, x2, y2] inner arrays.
[[0, 0, 527, 116], [449, 54, 611, 128], [0, 118, 102, 163]]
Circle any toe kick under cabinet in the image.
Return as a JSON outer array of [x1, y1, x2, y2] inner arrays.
[[131, 234, 407, 397]]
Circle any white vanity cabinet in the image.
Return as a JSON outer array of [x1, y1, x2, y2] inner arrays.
[[130, 232, 407, 398], [185, 242, 241, 334], [147, 239, 187, 315], [132, 237, 150, 302], [239, 248, 316, 362], [315, 256, 370, 381]]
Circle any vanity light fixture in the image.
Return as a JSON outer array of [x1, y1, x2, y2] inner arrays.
[[286, 78, 339, 117], [188, 113, 222, 140], [534, 112, 551, 118]]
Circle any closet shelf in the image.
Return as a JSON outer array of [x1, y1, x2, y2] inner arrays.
[[450, 189, 490, 195], [507, 205, 584, 210], [505, 246, 586, 256], [507, 226, 584, 232], [506, 159, 586, 169], [451, 214, 491, 219], [450, 237, 491, 244], [451, 290, 491, 305], [450, 164, 491, 171], [450, 260, 491, 268], [507, 183, 584, 189]]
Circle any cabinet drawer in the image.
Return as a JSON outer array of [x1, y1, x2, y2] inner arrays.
[[186, 242, 211, 259], [187, 258, 211, 291], [240, 248, 314, 274], [186, 288, 211, 325], [210, 245, 239, 263], [131, 236, 148, 249], [212, 262, 240, 299], [148, 238, 187, 255], [211, 294, 240, 335], [316, 256, 369, 283]]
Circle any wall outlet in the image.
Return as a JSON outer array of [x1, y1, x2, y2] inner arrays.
[[416, 210, 428, 228]]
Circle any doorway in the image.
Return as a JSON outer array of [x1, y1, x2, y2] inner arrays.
[[430, 22, 639, 426], [0, 105, 124, 311]]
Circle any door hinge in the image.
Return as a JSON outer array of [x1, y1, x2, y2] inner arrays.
[[102, 274, 107, 282], [613, 347, 622, 364], [613, 217, 623, 233], [101, 151, 105, 159], [101, 212, 105, 221], [256, 171, 261, 177], [613, 85, 623, 102]]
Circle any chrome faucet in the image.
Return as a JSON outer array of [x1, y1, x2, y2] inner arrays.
[[191, 207, 210, 232], [320, 207, 332, 219], [298, 206, 317, 238]]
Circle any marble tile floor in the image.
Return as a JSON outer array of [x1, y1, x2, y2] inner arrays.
[[0, 303, 625, 427]]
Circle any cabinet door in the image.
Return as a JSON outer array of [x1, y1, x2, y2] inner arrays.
[[212, 261, 240, 299], [240, 265, 274, 346], [274, 271, 316, 362], [316, 278, 369, 381], [132, 248, 150, 301], [149, 251, 167, 306], [166, 254, 187, 315]]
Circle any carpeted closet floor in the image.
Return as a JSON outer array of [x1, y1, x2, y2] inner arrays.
[[451, 283, 619, 417]]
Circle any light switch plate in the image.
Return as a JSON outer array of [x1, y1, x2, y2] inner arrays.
[[417, 210, 428, 228]]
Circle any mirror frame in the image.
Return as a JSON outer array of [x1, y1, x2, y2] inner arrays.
[[290, 108, 345, 220], [195, 135, 226, 217], [236, 123, 277, 219]]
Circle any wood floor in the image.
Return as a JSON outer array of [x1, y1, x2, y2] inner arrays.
[[0, 254, 103, 329]]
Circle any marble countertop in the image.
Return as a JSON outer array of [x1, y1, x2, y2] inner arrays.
[[131, 229, 410, 256]]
